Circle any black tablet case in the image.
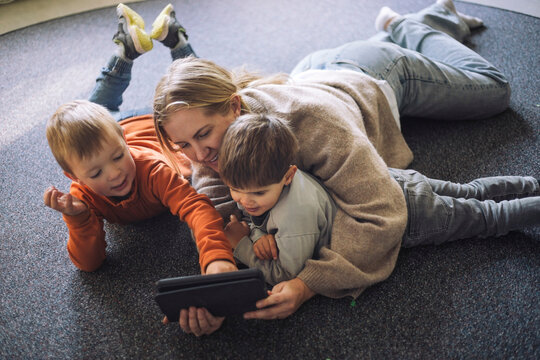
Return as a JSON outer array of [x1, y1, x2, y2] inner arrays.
[[155, 268, 268, 321]]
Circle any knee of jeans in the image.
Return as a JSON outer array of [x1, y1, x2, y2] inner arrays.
[[490, 72, 511, 111], [476, 80, 511, 119], [290, 55, 311, 76], [489, 81, 511, 116], [499, 81, 511, 112]]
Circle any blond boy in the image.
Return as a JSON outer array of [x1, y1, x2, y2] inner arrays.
[[44, 100, 235, 273]]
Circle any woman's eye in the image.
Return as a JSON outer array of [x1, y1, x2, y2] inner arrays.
[[198, 130, 210, 139], [173, 143, 188, 151]]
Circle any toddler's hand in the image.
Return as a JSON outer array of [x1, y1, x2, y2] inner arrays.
[[43, 186, 88, 217], [253, 234, 278, 260], [224, 215, 249, 248]]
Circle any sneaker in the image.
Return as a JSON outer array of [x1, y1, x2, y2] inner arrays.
[[113, 4, 153, 60], [117, 3, 146, 29], [150, 3, 189, 48]]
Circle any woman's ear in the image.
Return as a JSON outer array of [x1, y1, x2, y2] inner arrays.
[[231, 94, 242, 117], [284, 165, 298, 185]]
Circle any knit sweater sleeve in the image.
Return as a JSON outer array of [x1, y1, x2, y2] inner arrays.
[[296, 130, 406, 298], [243, 74, 408, 299], [289, 90, 407, 299]]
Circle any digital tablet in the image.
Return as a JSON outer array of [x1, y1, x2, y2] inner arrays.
[[155, 268, 268, 321]]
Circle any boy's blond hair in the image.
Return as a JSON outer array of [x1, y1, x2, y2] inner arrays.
[[218, 113, 299, 189], [152, 56, 289, 175], [46, 100, 123, 174]]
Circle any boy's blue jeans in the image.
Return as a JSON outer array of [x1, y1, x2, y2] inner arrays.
[[88, 43, 196, 121], [291, 3, 510, 121], [389, 168, 540, 247]]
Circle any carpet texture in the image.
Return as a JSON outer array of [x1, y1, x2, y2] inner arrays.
[[0, 0, 538, 359]]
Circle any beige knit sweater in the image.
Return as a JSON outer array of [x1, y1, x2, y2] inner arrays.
[[192, 70, 414, 299]]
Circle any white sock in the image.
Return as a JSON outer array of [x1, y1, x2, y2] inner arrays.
[[115, 44, 134, 62], [457, 11, 484, 29], [176, 32, 188, 48], [375, 6, 400, 32], [437, 0, 484, 29]]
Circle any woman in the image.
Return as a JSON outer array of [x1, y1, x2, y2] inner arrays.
[[153, 0, 510, 335]]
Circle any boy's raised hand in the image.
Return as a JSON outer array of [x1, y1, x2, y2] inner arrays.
[[43, 186, 88, 217], [224, 214, 249, 248], [253, 234, 278, 260]]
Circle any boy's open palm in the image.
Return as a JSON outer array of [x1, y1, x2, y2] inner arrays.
[[43, 186, 88, 216]]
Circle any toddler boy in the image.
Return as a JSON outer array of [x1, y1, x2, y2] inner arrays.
[[219, 114, 337, 285]]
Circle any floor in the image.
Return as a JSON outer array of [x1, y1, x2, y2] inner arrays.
[[0, 0, 143, 35], [0, 0, 539, 35]]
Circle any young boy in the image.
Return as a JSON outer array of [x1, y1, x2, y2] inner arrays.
[[44, 100, 236, 273], [220, 113, 540, 285], [219, 114, 337, 285], [43, 4, 236, 274]]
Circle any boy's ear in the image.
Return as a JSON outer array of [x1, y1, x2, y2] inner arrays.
[[64, 171, 81, 184], [284, 165, 297, 185]]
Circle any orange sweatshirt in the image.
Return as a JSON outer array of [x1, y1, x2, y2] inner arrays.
[[62, 115, 234, 272]]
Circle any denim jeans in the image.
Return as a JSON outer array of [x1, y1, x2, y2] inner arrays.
[[87, 43, 196, 121], [388, 168, 540, 247], [290, 3, 510, 121]]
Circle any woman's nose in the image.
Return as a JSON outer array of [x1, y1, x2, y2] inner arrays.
[[192, 143, 208, 162]]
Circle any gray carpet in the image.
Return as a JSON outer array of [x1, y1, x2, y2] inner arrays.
[[1, 0, 539, 358]]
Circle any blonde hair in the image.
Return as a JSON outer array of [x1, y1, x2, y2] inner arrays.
[[219, 113, 298, 189], [153, 56, 289, 174], [46, 100, 123, 174]]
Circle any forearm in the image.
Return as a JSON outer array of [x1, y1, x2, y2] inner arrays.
[[297, 128, 407, 298], [182, 202, 235, 271], [63, 210, 107, 272], [297, 206, 405, 299], [158, 164, 235, 271], [234, 237, 294, 285]]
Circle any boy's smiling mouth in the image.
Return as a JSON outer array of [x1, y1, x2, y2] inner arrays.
[[112, 177, 129, 192]]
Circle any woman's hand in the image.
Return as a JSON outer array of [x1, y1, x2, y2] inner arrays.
[[163, 260, 236, 335], [243, 278, 316, 320], [163, 307, 225, 337]]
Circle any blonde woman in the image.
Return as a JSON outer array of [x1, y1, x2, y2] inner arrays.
[[153, 0, 511, 335]]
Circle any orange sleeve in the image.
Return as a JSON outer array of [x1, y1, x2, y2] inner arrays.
[[63, 209, 106, 272], [120, 115, 193, 178], [148, 162, 234, 271]]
